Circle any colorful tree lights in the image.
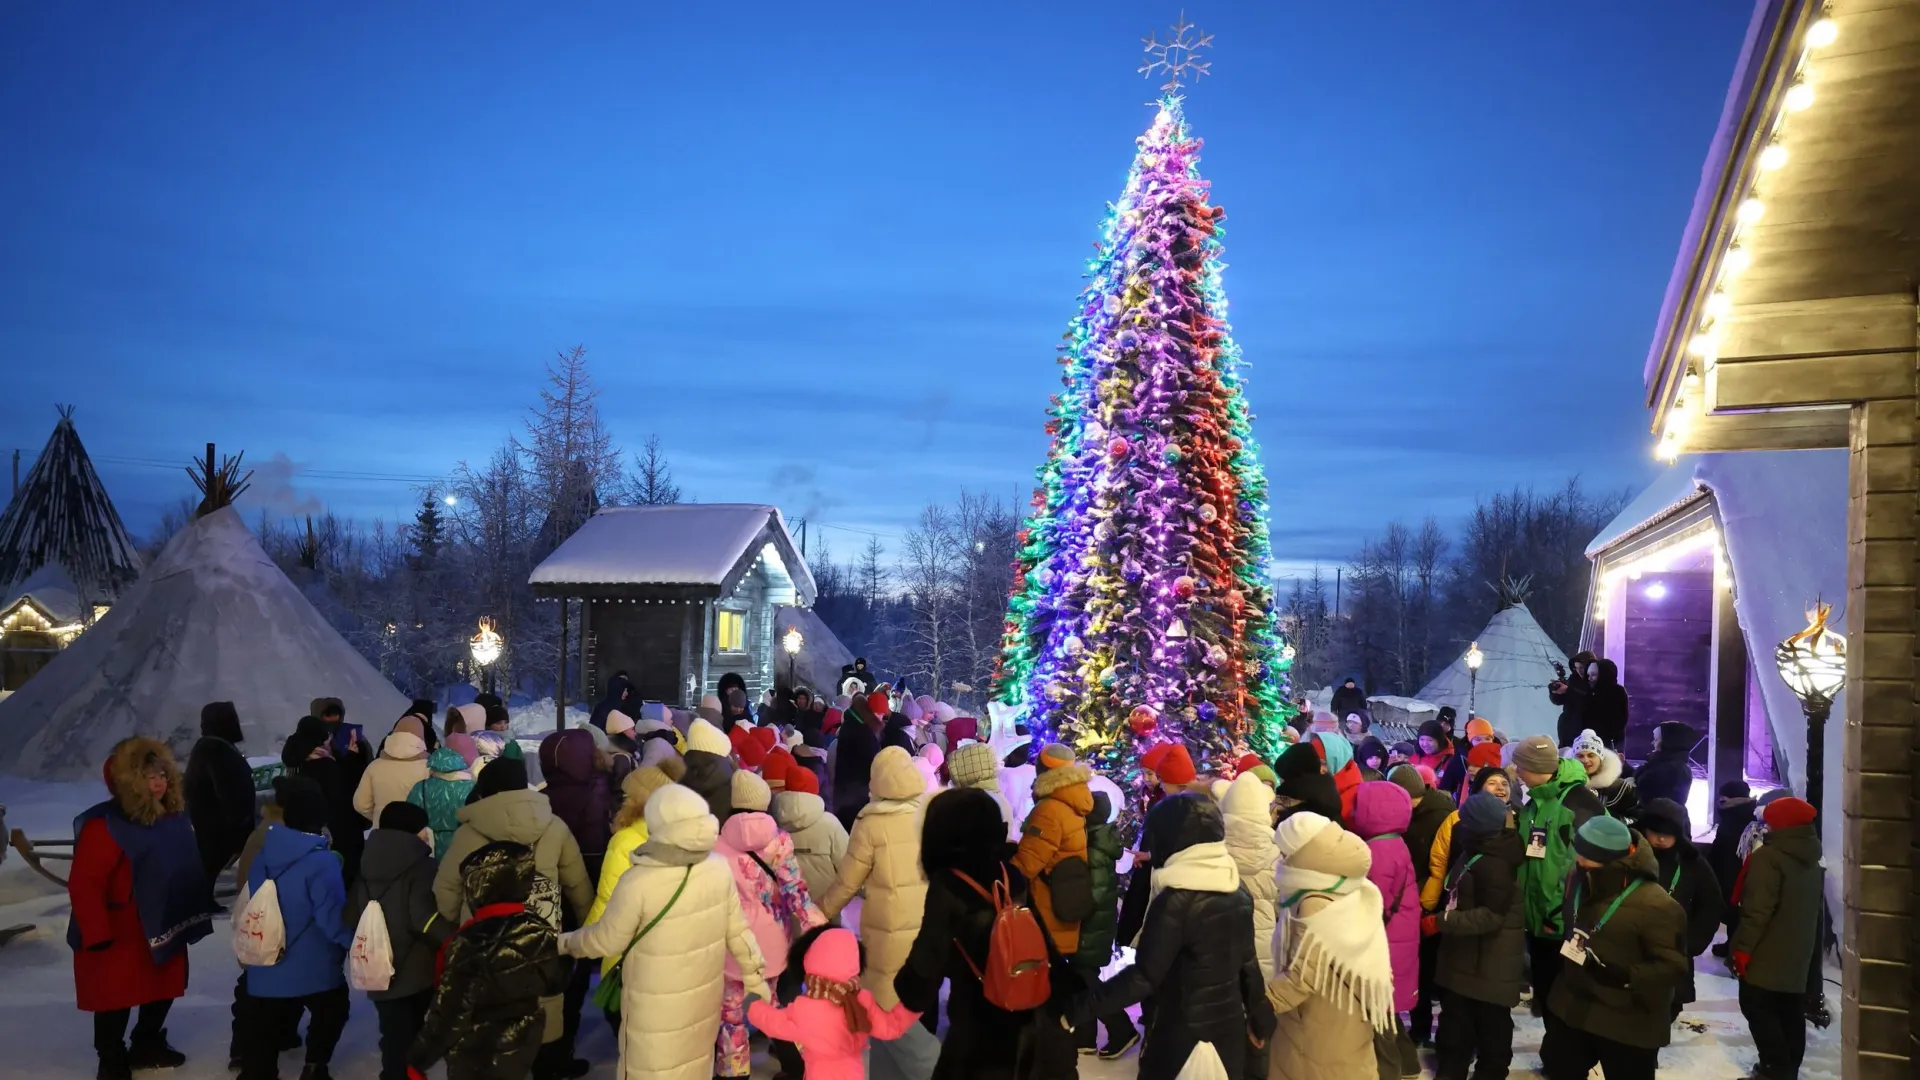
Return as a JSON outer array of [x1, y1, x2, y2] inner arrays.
[[990, 93, 1290, 787]]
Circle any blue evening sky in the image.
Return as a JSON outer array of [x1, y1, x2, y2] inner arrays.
[[0, 1, 1753, 579]]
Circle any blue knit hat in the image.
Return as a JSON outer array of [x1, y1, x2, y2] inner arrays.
[[1573, 815, 1633, 863], [1457, 792, 1508, 837]]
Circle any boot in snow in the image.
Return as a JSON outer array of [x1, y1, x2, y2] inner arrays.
[[129, 1029, 187, 1070], [298, 1066, 333, 1080], [96, 1045, 133, 1080]]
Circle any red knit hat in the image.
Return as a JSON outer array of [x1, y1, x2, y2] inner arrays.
[[866, 691, 892, 718], [736, 730, 771, 770], [822, 708, 844, 735], [1142, 743, 1196, 785], [751, 726, 779, 755], [784, 765, 820, 796], [1236, 753, 1263, 777], [1466, 741, 1505, 772], [762, 747, 795, 789], [1764, 795, 1817, 830]]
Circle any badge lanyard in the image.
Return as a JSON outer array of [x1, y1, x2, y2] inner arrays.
[[1568, 878, 1644, 939]]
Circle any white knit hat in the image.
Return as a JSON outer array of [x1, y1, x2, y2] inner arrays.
[[1272, 810, 1336, 860], [1570, 728, 1606, 757], [732, 769, 772, 813], [605, 709, 636, 737], [645, 783, 718, 852], [686, 717, 731, 757]]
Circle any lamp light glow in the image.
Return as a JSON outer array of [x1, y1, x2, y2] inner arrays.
[[1784, 82, 1815, 112], [1759, 143, 1789, 171], [1807, 18, 1837, 47]]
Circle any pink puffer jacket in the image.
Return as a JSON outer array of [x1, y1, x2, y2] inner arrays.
[[1352, 780, 1421, 1012]]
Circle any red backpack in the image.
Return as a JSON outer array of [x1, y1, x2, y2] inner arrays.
[[950, 868, 1052, 1012]]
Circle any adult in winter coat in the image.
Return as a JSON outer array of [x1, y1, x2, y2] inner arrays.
[[1708, 780, 1757, 938], [1510, 735, 1603, 1015], [831, 691, 888, 829], [1353, 780, 1421, 1078], [1541, 817, 1689, 1079], [1222, 772, 1282, 982], [283, 715, 367, 887], [1074, 788, 1136, 1057], [1409, 721, 1465, 802], [1330, 678, 1368, 723], [1634, 798, 1723, 1018], [1392, 763, 1460, 1049], [352, 716, 432, 832], [240, 778, 358, 1080], [184, 701, 257, 884], [819, 745, 929, 1009], [1426, 794, 1526, 1080], [1267, 812, 1399, 1080], [1010, 743, 1095, 955], [1569, 729, 1639, 820], [897, 788, 1076, 1080], [1728, 797, 1823, 1080], [589, 673, 637, 733], [433, 756, 594, 1065], [680, 717, 737, 823], [1085, 794, 1276, 1080], [405, 747, 475, 858], [539, 728, 618, 877], [587, 760, 685, 977], [772, 765, 849, 901], [560, 784, 769, 1080], [347, 802, 453, 1080], [1634, 722, 1698, 813], [69, 737, 217, 1080], [314, 697, 372, 797], [947, 740, 1019, 841], [1311, 732, 1365, 822], [1587, 659, 1629, 750], [1550, 652, 1596, 749], [411, 841, 572, 1080]]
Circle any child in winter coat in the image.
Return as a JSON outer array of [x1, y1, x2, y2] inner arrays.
[[1424, 793, 1525, 1080], [715, 770, 826, 1079], [747, 927, 922, 1080], [1728, 797, 1823, 1080], [408, 841, 572, 1080], [1073, 789, 1137, 1058], [349, 802, 452, 1080], [406, 747, 475, 858], [819, 746, 929, 1011], [1011, 743, 1095, 956], [1353, 780, 1421, 1078], [772, 764, 850, 901], [1268, 813, 1399, 1080], [355, 717, 433, 827]]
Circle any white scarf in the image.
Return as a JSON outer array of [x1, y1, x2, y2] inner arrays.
[[1271, 862, 1396, 1034], [1134, 841, 1241, 946]]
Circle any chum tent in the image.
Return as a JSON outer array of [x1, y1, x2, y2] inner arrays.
[[0, 506, 409, 780], [1416, 603, 1569, 741], [0, 407, 141, 605]]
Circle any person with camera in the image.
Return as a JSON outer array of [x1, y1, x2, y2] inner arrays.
[[1550, 652, 1597, 749]]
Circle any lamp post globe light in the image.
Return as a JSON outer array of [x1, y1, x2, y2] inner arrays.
[[470, 617, 503, 695], [1465, 640, 1484, 720], [1774, 602, 1846, 818], [782, 627, 804, 692]]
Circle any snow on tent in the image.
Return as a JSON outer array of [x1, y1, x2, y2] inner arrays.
[[0, 458, 408, 778], [1416, 603, 1569, 741]]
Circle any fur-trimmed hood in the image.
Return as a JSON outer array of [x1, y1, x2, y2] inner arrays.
[[1581, 746, 1625, 790], [1033, 762, 1093, 801], [105, 736, 185, 825]]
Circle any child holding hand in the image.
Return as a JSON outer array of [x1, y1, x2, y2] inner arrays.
[[746, 927, 921, 1080]]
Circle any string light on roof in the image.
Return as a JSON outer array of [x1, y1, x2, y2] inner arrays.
[[1737, 197, 1767, 224], [1784, 81, 1815, 111], [1807, 16, 1838, 47], [1759, 143, 1789, 171]]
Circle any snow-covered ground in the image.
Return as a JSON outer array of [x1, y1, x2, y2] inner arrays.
[[507, 697, 591, 738], [0, 775, 1837, 1079]]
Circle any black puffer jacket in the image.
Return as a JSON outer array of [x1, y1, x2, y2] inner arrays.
[[588, 673, 635, 733], [1634, 724, 1697, 811], [1088, 794, 1275, 1080], [346, 828, 450, 1000], [1546, 837, 1689, 1049], [184, 702, 257, 873], [1588, 660, 1629, 749], [411, 841, 571, 1080], [1433, 826, 1526, 1007], [1330, 680, 1368, 722], [1638, 799, 1724, 1005]]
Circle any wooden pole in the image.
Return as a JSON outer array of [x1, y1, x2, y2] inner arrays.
[[557, 598, 569, 732]]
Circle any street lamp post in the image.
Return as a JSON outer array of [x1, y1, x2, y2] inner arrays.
[[1774, 601, 1846, 1029], [782, 627, 804, 693], [470, 617, 503, 695], [1465, 640, 1484, 720]]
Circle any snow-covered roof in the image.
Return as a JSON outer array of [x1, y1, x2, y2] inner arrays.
[[528, 504, 816, 602], [0, 410, 141, 600], [2, 562, 84, 626], [1585, 458, 1712, 557], [1415, 603, 1570, 741]]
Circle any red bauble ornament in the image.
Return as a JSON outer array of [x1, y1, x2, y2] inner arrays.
[[1128, 705, 1158, 737], [1174, 574, 1197, 599], [1108, 437, 1129, 458]]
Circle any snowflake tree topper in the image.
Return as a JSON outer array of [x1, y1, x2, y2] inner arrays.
[[1140, 11, 1213, 93]]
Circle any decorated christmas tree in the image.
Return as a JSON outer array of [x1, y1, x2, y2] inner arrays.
[[990, 18, 1291, 788]]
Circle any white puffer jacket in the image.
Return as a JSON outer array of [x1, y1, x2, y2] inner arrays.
[[771, 790, 849, 900], [353, 731, 430, 825], [818, 746, 927, 1008], [561, 786, 766, 1080], [1220, 771, 1281, 980]]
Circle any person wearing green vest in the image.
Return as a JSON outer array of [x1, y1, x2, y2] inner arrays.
[[1540, 817, 1688, 1080], [1511, 735, 1604, 1015]]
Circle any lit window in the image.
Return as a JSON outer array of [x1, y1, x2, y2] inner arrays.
[[717, 610, 746, 652]]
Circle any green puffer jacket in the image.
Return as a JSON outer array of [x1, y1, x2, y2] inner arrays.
[[1545, 838, 1689, 1049], [407, 749, 476, 858], [1727, 823, 1823, 993], [1516, 757, 1604, 937], [1075, 790, 1124, 970]]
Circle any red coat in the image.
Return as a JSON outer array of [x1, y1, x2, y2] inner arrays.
[[1332, 761, 1363, 822], [69, 817, 191, 1012]]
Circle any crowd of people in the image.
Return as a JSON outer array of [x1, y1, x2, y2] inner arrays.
[[60, 662, 1826, 1080]]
